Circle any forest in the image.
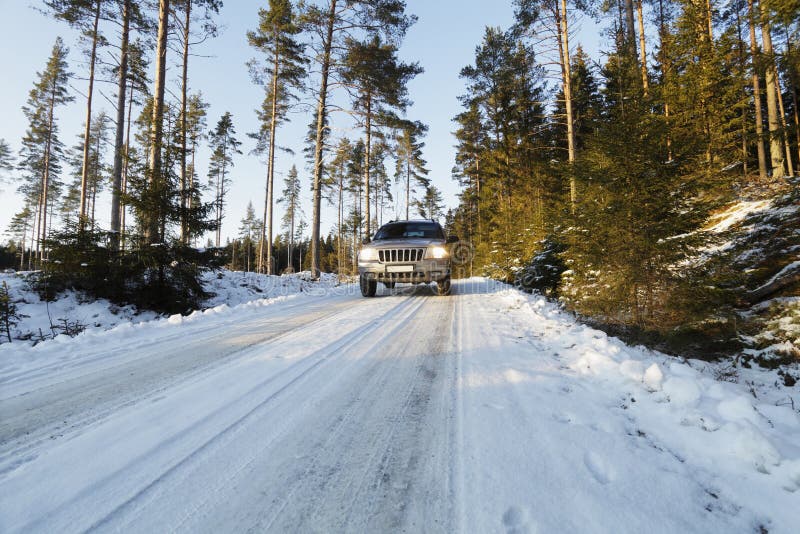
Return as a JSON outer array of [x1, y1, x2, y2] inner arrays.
[[0, 0, 798, 358]]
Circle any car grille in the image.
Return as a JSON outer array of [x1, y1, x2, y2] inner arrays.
[[378, 248, 425, 263]]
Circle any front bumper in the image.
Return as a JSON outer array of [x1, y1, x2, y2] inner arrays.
[[358, 259, 451, 283]]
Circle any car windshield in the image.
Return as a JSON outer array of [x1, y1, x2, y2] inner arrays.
[[374, 222, 444, 240]]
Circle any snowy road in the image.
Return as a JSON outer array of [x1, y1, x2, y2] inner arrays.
[[1, 279, 798, 533]]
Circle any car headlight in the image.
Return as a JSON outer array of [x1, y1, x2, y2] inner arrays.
[[359, 247, 378, 261], [427, 246, 448, 259]]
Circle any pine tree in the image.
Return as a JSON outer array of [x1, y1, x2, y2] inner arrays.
[[456, 27, 550, 273], [371, 140, 392, 227], [18, 37, 73, 264], [248, 0, 307, 274], [208, 112, 241, 247], [0, 281, 22, 343], [145, 0, 171, 244], [329, 138, 352, 273], [43, 0, 105, 230], [278, 164, 303, 272], [176, 0, 222, 245], [341, 35, 422, 241], [119, 41, 151, 250], [394, 121, 429, 220], [238, 201, 261, 272], [182, 92, 209, 244], [108, 0, 151, 250], [300, 0, 416, 278], [8, 207, 34, 270], [0, 139, 15, 185], [514, 0, 582, 206], [414, 184, 444, 221], [62, 111, 110, 230]]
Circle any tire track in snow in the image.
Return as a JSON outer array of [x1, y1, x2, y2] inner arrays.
[[0, 295, 357, 476], [75, 293, 430, 533], [0, 291, 353, 390]]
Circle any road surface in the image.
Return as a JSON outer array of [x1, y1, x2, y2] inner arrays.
[[1, 279, 797, 533]]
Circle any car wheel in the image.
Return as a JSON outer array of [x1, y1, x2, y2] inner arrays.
[[436, 277, 452, 296], [360, 274, 377, 297]]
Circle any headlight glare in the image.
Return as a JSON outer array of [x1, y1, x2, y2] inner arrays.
[[359, 247, 378, 261], [428, 246, 448, 259]]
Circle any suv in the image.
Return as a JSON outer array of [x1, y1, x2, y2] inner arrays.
[[358, 220, 458, 297]]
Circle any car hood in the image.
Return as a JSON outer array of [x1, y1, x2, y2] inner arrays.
[[368, 238, 444, 248]]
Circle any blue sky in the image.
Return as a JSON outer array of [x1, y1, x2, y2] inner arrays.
[[0, 0, 603, 244]]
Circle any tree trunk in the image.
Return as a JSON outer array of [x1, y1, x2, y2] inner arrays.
[[734, 0, 748, 177], [180, 0, 191, 244], [310, 0, 337, 279], [39, 80, 57, 263], [79, 0, 102, 232], [747, 264, 800, 303], [406, 159, 410, 220], [556, 0, 576, 207], [91, 127, 101, 231], [624, 0, 636, 54], [266, 48, 280, 275], [18, 216, 28, 271], [110, 0, 130, 251], [760, 7, 786, 178], [121, 82, 134, 251], [787, 35, 800, 166], [657, 0, 673, 161], [364, 94, 372, 240], [775, 76, 795, 175], [289, 194, 295, 272], [747, 0, 768, 179], [337, 166, 343, 273], [147, 0, 171, 243], [636, 0, 648, 94], [258, 167, 268, 273]]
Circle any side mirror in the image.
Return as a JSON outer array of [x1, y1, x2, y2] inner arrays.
[[446, 235, 459, 244]]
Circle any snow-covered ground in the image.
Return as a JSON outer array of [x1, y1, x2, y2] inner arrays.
[[1, 278, 797, 532], [0, 269, 341, 349]]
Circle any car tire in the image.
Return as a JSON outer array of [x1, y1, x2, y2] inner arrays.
[[360, 274, 377, 297], [436, 277, 452, 296]]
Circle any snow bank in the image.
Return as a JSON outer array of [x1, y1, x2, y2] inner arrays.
[[0, 270, 346, 364], [465, 282, 799, 532]]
